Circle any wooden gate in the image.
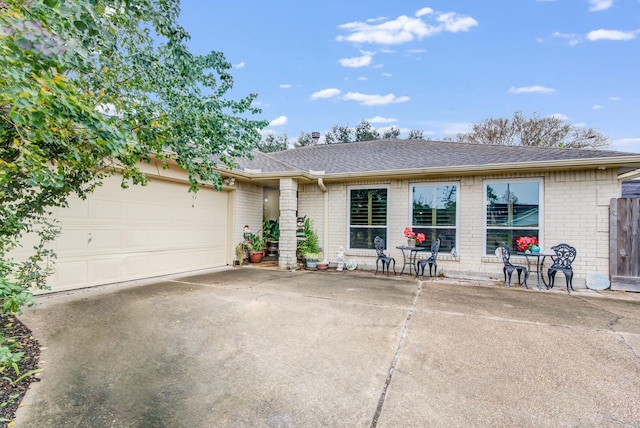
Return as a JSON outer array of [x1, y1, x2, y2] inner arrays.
[[610, 198, 640, 291]]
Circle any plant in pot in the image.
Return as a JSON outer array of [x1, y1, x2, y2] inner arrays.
[[297, 216, 321, 269], [236, 224, 264, 265], [263, 218, 279, 256], [249, 233, 265, 263], [302, 252, 321, 269]]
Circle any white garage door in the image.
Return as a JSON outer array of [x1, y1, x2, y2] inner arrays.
[[46, 174, 229, 292]]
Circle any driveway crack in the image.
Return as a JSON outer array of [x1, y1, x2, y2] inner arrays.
[[370, 281, 423, 427]]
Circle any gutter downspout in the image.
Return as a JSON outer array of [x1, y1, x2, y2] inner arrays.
[[318, 178, 329, 263]]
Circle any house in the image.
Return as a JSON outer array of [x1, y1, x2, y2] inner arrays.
[[35, 139, 640, 293]]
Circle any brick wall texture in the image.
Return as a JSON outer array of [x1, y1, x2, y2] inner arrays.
[[290, 169, 620, 288]]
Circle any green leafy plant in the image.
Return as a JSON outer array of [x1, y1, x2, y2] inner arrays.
[[1, 0, 267, 323], [263, 219, 280, 242], [297, 216, 321, 259], [235, 241, 253, 265], [249, 233, 265, 252]]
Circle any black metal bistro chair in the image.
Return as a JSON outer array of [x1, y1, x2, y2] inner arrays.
[[416, 238, 440, 279], [374, 236, 396, 277], [498, 242, 529, 288], [548, 243, 577, 293]]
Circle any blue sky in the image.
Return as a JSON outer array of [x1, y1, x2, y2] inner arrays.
[[178, 0, 640, 153]]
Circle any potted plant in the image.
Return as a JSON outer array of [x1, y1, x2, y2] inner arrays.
[[297, 216, 321, 269], [235, 225, 264, 265], [263, 218, 279, 256], [249, 233, 265, 263], [302, 252, 321, 269], [516, 236, 539, 253]]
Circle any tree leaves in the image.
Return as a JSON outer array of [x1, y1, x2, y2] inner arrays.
[[1, 0, 267, 314], [456, 112, 609, 148]]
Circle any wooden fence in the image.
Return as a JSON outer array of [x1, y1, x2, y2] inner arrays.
[[610, 198, 640, 291]]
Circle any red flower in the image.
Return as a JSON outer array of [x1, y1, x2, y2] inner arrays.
[[516, 236, 538, 251], [403, 227, 416, 238], [415, 233, 426, 244]]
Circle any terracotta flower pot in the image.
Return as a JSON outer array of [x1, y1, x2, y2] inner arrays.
[[249, 252, 264, 263]]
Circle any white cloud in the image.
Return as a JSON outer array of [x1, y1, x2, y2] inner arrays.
[[310, 88, 341, 99], [610, 137, 640, 153], [609, 96, 621, 101], [592, 104, 603, 110], [589, 0, 613, 11], [279, 84, 292, 89], [550, 113, 569, 120], [508, 85, 555, 94], [269, 115, 288, 126], [381, 72, 393, 77], [415, 7, 434, 17], [234, 61, 245, 68], [357, 77, 368, 81], [407, 48, 427, 54], [587, 29, 638, 41], [339, 50, 375, 68], [343, 92, 410, 106], [336, 8, 477, 45], [552, 31, 580, 46], [367, 116, 398, 124], [436, 12, 478, 33]]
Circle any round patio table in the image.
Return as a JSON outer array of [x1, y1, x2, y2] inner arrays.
[[395, 245, 426, 275], [517, 251, 555, 290]]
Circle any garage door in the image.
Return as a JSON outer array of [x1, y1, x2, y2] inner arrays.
[[46, 174, 229, 292]]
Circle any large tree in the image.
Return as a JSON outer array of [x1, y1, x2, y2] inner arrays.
[[324, 124, 354, 144], [257, 133, 289, 152], [294, 131, 314, 148], [354, 120, 380, 142], [456, 112, 608, 148], [381, 126, 400, 139], [0, 0, 266, 314]]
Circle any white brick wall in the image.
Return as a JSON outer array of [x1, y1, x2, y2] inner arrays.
[[232, 181, 263, 259], [293, 169, 620, 287]]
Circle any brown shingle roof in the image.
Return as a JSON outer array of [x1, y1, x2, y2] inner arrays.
[[236, 139, 640, 175]]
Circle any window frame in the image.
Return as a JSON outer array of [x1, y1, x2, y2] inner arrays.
[[483, 177, 544, 256], [409, 181, 460, 252], [347, 184, 390, 250]]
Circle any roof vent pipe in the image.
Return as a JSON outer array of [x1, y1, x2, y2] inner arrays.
[[311, 132, 320, 145]]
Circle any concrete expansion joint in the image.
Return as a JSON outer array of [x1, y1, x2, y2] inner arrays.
[[370, 282, 422, 427]]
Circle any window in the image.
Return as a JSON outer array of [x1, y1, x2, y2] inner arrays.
[[411, 183, 458, 252], [349, 187, 388, 249], [485, 179, 542, 254]]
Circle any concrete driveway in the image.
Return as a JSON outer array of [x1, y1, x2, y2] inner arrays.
[[16, 268, 640, 427]]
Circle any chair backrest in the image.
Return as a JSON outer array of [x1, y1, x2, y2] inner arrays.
[[430, 239, 441, 259], [498, 242, 514, 266], [374, 236, 387, 257], [550, 243, 577, 269]]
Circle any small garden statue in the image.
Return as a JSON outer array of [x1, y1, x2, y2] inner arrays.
[[336, 246, 345, 271]]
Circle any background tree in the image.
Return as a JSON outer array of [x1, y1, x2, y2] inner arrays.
[[0, 0, 266, 317], [456, 112, 609, 148], [294, 131, 314, 148], [324, 124, 354, 144], [257, 133, 289, 152], [407, 129, 425, 140], [354, 120, 380, 141], [381, 126, 400, 139]]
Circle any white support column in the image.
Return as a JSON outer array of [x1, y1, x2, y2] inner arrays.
[[278, 178, 298, 269]]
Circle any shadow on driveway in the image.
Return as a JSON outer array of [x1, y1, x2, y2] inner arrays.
[[16, 268, 640, 427]]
